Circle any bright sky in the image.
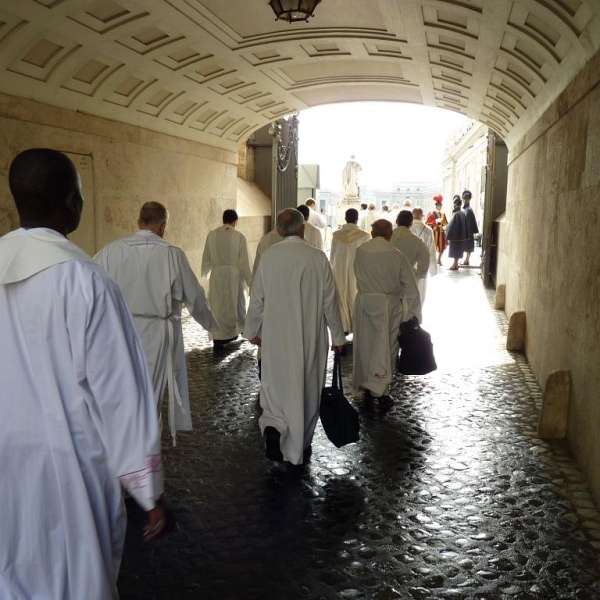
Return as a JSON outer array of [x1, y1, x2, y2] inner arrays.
[[297, 102, 469, 191]]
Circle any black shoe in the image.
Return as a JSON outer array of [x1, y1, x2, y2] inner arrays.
[[214, 335, 238, 349], [378, 395, 394, 410], [264, 426, 283, 462], [363, 389, 374, 402], [303, 445, 313, 464]]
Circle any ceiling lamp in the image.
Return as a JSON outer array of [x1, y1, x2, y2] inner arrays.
[[269, 0, 322, 23]]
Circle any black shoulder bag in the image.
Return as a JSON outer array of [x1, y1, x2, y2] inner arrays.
[[320, 354, 360, 448], [397, 317, 437, 375]]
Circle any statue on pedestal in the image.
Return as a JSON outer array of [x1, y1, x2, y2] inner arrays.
[[342, 156, 361, 203]]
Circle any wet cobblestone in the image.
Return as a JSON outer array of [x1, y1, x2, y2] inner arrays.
[[118, 266, 600, 599]]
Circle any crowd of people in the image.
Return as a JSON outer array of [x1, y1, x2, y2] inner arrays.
[[0, 148, 480, 597]]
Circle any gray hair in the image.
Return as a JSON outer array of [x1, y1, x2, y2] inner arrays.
[[139, 201, 168, 225], [371, 219, 393, 238], [276, 208, 304, 237]]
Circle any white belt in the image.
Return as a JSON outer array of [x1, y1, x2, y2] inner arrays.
[[135, 314, 184, 446], [166, 315, 183, 446]]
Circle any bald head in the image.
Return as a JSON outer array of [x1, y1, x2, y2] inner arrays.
[[9, 148, 82, 234], [371, 219, 393, 240], [276, 208, 305, 238]]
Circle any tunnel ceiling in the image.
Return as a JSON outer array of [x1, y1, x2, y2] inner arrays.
[[0, 0, 599, 151]]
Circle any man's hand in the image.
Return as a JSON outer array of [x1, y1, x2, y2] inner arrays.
[[143, 497, 173, 541], [250, 336, 262, 346]]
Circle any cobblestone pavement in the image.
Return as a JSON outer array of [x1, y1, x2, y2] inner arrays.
[[118, 265, 600, 600]]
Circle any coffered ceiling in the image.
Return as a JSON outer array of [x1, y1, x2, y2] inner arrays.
[[0, 0, 598, 150]]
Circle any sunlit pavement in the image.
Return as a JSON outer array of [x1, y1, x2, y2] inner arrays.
[[118, 258, 600, 600]]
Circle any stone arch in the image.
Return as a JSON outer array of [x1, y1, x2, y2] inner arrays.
[[0, 1, 597, 151]]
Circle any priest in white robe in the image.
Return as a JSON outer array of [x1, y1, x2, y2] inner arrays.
[[305, 197, 327, 229], [252, 228, 282, 278], [251, 227, 282, 373], [202, 209, 252, 347], [390, 210, 431, 283], [359, 203, 378, 232], [353, 219, 421, 407], [298, 204, 324, 250], [95, 202, 218, 443], [244, 208, 346, 465], [410, 207, 438, 307], [0, 149, 167, 600], [330, 207, 370, 333]]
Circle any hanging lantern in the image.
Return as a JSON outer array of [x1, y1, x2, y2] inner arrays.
[[269, 0, 322, 23]]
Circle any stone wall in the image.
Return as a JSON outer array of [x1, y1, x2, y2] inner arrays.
[[0, 92, 238, 278], [497, 50, 600, 503]]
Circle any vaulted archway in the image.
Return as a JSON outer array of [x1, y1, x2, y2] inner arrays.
[[0, 0, 598, 150]]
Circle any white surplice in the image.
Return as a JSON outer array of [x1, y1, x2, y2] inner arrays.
[[379, 210, 394, 225], [390, 226, 431, 280], [252, 228, 282, 278], [308, 208, 327, 229], [0, 228, 163, 600], [353, 236, 422, 397], [95, 230, 217, 443], [358, 210, 378, 232], [201, 224, 252, 340], [244, 236, 346, 465], [303, 220, 324, 250], [410, 220, 438, 306], [330, 223, 370, 333]]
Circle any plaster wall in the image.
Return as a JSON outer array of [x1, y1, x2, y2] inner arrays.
[[0, 92, 238, 278], [498, 50, 600, 503]]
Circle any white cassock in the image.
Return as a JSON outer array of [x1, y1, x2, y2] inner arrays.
[[252, 228, 282, 278], [202, 224, 252, 340], [410, 220, 438, 306], [379, 210, 394, 225], [244, 236, 346, 465], [252, 229, 283, 363], [389, 208, 400, 226], [0, 228, 163, 600], [330, 223, 370, 333], [303, 220, 324, 250], [95, 230, 217, 443], [390, 226, 431, 281], [308, 209, 327, 230], [353, 236, 422, 397], [358, 210, 378, 232]]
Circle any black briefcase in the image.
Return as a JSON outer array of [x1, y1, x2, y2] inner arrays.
[[397, 317, 437, 375], [320, 354, 360, 448]]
